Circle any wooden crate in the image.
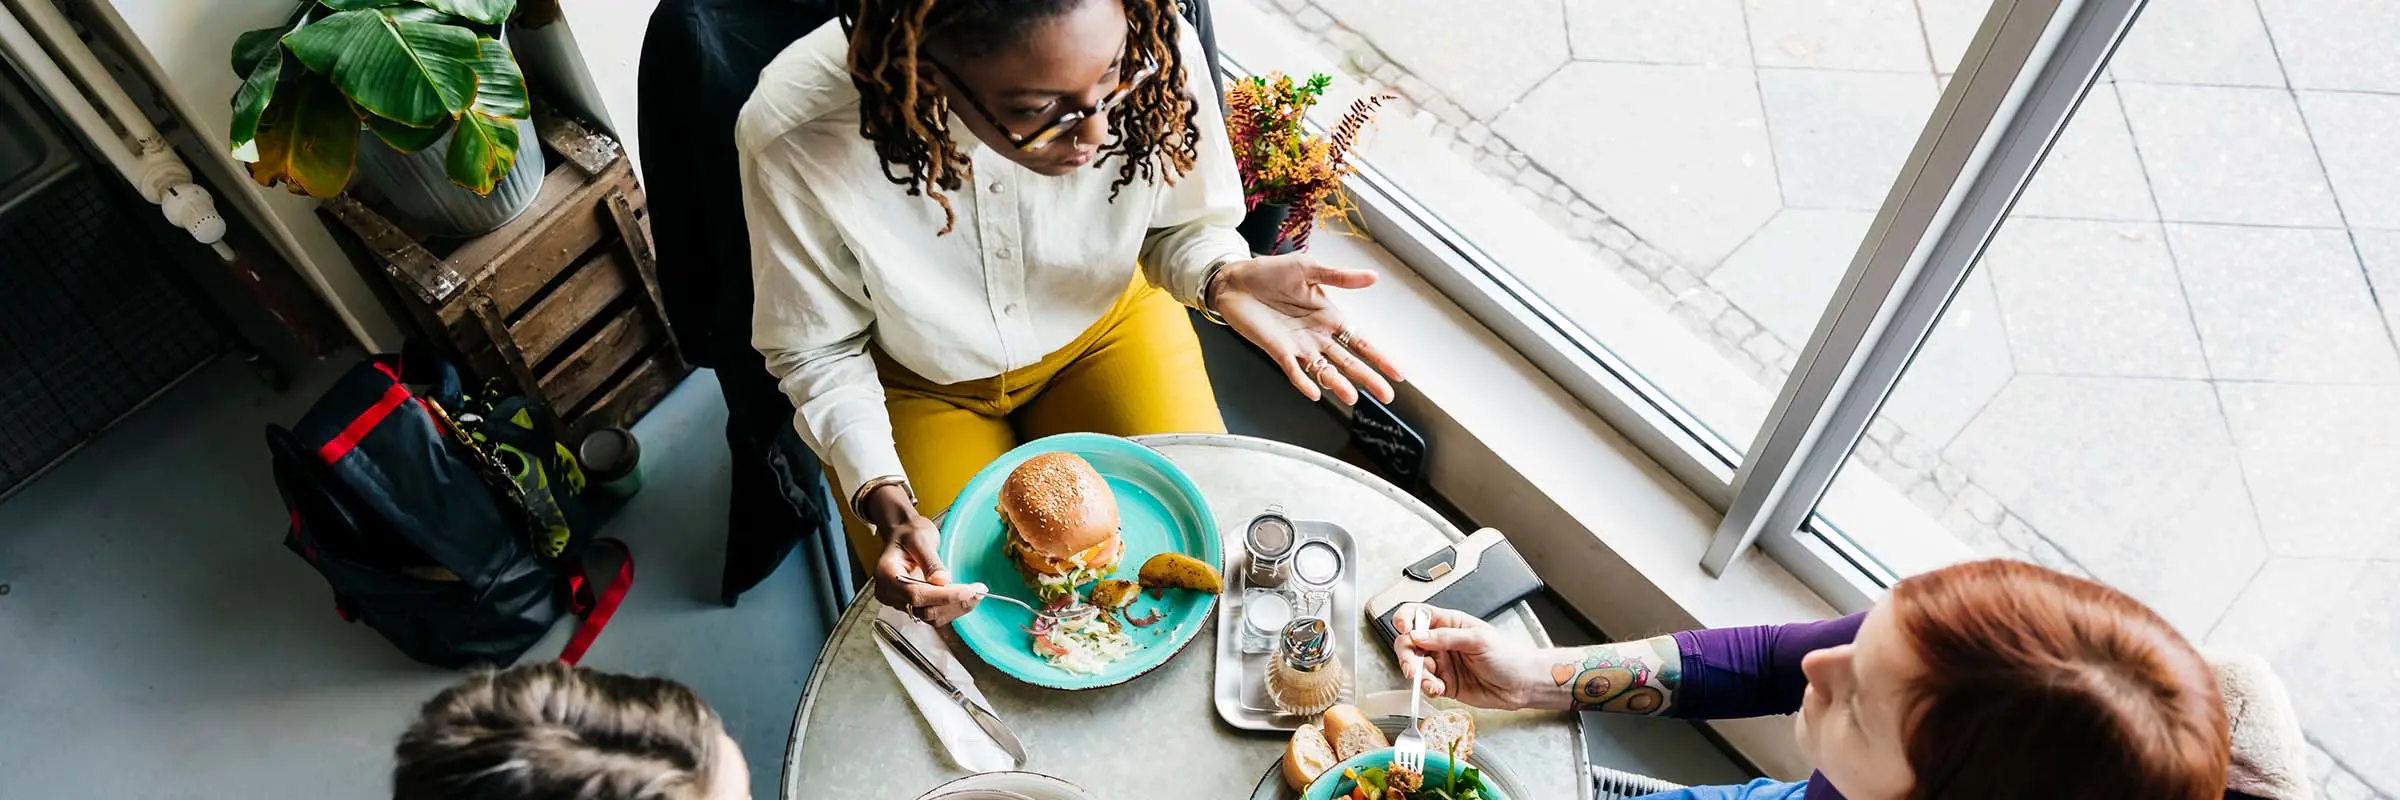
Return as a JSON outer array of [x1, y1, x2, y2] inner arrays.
[[322, 108, 689, 441]]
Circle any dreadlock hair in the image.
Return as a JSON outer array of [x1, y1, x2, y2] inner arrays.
[[840, 0, 1202, 234]]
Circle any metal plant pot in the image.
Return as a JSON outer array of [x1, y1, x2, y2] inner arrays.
[[353, 117, 544, 237]]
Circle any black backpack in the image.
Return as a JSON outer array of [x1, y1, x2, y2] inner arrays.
[[266, 347, 630, 669]]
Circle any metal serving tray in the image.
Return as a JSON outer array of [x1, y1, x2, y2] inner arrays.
[[1213, 517, 1360, 732]]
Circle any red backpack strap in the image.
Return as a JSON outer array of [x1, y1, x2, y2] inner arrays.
[[558, 538, 633, 666]]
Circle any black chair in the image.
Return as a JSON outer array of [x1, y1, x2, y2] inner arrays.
[[637, 0, 1228, 615]]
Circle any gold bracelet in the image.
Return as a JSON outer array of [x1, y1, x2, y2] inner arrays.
[[850, 475, 916, 522]]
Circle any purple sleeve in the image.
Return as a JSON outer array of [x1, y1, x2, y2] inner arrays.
[[1666, 613, 1867, 720]]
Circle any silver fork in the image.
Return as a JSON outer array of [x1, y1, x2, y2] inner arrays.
[[1392, 606, 1432, 776], [893, 574, 1098, 624]]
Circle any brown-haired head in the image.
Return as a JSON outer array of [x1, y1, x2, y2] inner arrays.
[[392, 661, 735, 800], [839, 0, 1200, 233], [1890, 559, 2229, 799]]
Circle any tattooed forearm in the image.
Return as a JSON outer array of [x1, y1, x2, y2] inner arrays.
[[1551, 636, 1682, 715]]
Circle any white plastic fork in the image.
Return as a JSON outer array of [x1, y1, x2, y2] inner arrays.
[[1392, 607, 1432, 776]]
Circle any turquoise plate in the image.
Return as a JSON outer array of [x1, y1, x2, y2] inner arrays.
[[1303, 750, 1509, 800], [940, 433, 1221, 691]]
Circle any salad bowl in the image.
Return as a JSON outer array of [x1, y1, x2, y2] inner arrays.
[[1304, 749, 1509, 800]]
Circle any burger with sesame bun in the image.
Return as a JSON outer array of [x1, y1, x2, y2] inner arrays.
[[999, 452, 1125, 603]]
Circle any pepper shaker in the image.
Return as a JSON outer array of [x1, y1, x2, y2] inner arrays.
[[1264, 616, 1345, 716], [1243, 506, 1299, 588]]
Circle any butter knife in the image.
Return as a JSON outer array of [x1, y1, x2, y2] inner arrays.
[[873, 618, 1028, 765]]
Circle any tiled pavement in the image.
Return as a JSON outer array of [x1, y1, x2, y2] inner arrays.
[[1252, 0, 2400, 795]]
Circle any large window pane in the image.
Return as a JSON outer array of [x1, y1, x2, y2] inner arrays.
[[1222, 0, 1969, 470], [1821, 1, 2400, 794]]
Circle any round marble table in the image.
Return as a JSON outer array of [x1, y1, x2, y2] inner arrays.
[[780, 434, 1590, 800]]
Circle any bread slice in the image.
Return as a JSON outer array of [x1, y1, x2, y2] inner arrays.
[[1283, 723, 1340, 791], [1321, 704, 1389, 761], [1419, 708, 1478, 764]]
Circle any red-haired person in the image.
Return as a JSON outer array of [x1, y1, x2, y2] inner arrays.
[[1393, 559, 2232, 800]]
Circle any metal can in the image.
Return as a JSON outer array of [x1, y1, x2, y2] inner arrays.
[[1243, 506, 1298, 588]]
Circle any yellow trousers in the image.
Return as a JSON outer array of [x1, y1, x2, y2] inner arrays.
[[830, 278, 1227, 564]]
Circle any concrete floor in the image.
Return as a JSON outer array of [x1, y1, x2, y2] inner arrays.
[[0, 324, 1742, 798]]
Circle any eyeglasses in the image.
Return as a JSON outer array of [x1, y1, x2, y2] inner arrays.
[[928, 55, 1161, 153]]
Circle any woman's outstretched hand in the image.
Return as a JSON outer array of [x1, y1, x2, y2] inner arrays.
[[1211, 254, 1405, 405]]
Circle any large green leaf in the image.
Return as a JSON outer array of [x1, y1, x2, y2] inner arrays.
[[411, 0, 515, 26], [231, 1, 313, 75], [365, 112, 448, 153], [228, 40, 284, 162], [319, 0, 411, 10], [445, 112, 517, 195], [247, 76, 360, 198], [230, 25, 283, 77], [282, 9, 478, 129], [442, 37, 527, 194], [380, 6, 454, 23], [467, 37, 527, 118]]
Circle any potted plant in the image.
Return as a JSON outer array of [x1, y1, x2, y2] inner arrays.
[[227, 0, 544, 236], [1222, 72, 1389, 255]]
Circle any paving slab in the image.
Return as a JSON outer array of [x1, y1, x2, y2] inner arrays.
[[1942, 374, 2264, 635], [1312, 0, 1571, 120], [1941, 376, 2265, 634], [1743, 0, 1929, 72], [1757, 68, 1939, 210], [1709, 208, 1876, 337], [2217, 383, 2400, 558], [2255, 0, 2400, 93], [2170, 224, 2400, 384], [2014, 84, 2158, 222], [2204, 556, 2370, 659], [2296, 91, 2400, 231], [1495, 61, 1781, 268], [2355, 229, 2400, 342], [1915, 0, 1988, 74], [2276, 562, 2400, 793], [2117, 83, 2344, 228], [1983, 219, 2208, 378], [2106, 0, 2285, 87], [1565, 0, 1751, 66], [1881, 270, 2014, 450]]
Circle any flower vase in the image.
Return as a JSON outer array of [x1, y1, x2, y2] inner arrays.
[[1238, 201, 1303, 255]]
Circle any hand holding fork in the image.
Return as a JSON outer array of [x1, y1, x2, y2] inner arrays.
[[1393, 606, 1432, 775]]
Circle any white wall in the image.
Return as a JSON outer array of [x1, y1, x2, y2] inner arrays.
[[87, 0, 403, 352], [540, 0, 660, 177]]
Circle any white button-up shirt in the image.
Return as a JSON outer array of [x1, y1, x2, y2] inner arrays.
[[737, 21, 1251, 501]]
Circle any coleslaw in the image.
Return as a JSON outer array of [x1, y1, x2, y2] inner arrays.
[[1031, 609, 1137, 675]]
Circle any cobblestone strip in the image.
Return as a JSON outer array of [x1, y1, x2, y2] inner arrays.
[[1262, 4, 2386, 795]]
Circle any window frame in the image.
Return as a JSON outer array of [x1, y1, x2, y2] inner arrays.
[[1218, 0, 2151, 610], [1704, 0, 2149, 603]]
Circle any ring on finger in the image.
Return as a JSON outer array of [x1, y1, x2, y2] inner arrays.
[[1307, 355, 1335, 378], [1333, 328, 1359, 349]]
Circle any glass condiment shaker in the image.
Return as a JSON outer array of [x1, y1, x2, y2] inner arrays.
[[1243, 507, 1298, 588], [1239, 589, 1293, 654], [1264, 616, 1345, 716]]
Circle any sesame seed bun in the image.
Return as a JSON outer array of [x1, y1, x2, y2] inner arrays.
[[999, 453, 1121, 576]]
